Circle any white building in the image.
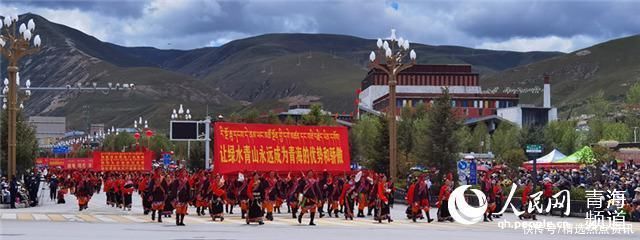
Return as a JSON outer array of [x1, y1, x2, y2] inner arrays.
[[28, 116, 66, 146]]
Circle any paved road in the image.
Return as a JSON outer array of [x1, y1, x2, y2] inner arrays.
[[1, 185, 638, 240]]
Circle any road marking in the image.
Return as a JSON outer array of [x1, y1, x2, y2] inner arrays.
[[32, 214, 50, 221], [122, 215, 146, 223], [1, 213, 17, 220], [77, 214, 99, 222], [62, 214, 84, 222], [94, 215, 117, 223], [48, 214, 66, 221], [17, 213, 33, 221], [107, 215, 134, 223], [183, 216, 208, 224]]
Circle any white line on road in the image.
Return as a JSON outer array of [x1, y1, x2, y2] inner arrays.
[[32, 214, 50, 221], [94, 215, 117, 223], [62, 214, 84, 222], [122, 215, 146, 223], [1, 213, 17, 220]]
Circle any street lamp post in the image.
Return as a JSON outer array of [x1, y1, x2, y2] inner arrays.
[[368, 29, 416, 181], [0, 15, 41, 179], [171, 104, 192, 162]]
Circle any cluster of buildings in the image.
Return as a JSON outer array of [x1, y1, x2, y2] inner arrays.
[[357, 64, 558, 130]]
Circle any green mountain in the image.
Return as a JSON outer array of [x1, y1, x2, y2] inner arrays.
[[482, 35, 640, 117], [3, 13, 562, 131]]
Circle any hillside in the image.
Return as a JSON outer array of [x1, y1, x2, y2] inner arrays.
[[1, 13, 564, 130], [482, 35, 640, 116], [3, 14, 238, 130], [164, 33, 562, 111]]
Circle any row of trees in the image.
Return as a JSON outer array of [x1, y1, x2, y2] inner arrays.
[[352, 89, 462, 184], [0, 111, 39, 175]]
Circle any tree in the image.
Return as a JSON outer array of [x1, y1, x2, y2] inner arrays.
[[113, 132, 136, 152], [301, 104, 333, 126], [520, 125, 545, 148], [544, 120, 580, 154], [424, 88, 461, 184], [371, 117, 390, 175], [398, 106, 414, 172], [470, 122, 489, 153], [626, 82, 640, 105], [412, 117, 430, 167], [491, 122, 521, 159], [283, 115, 296, 125], [602, 122, 631, 141], [0, 111, 39, 174], [187, 141, 205, 170], [588, 90, 610, 119], [265, 111, 281, 124], [243, 110, 260, 123], [498, 149, 527, 178], [149, 134, 172, 156], [456, 126, 473, 153], [351, 115, 388, 173]]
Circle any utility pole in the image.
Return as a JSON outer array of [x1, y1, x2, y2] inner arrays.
[[204, 116, 211, 170]]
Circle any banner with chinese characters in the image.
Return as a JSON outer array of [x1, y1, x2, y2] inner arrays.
[[213, 122, 350, 174], [64, 158, 94, 169], [92, 151, 153, 171], [35, 158, 92, 169]]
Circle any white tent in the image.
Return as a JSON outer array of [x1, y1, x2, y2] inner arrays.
[[525, 149, 566, 164]]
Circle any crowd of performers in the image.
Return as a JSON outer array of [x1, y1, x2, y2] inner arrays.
[[49, 169, 408, 226], [43, 168, 541, 226]]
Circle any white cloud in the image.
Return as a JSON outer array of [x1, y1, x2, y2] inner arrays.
[[2, 0, 638, 52], [475, 35, 601, 52]]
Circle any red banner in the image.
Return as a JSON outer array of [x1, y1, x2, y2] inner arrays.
[[64, 158, 94, 170], [35, 158, 92, 169], [213, 122, 350, 174], [93, 151, 153, 171]]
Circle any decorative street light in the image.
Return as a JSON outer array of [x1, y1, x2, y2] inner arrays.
[[0, 14, 41, 179], [171, 104, 193, 162], [368, 29, 417, 181], [171, 104, 192, 120]]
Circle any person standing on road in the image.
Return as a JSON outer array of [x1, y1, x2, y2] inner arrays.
[[246, 172, 265, 225], [122, 175, 134, 211], [437, 175, 453, 222], [374, 174, 393, 223], [340, 174, 356, 220], [172, 170, 190, 226], [210, 174, 226, 221], [9, 175, 17, 209], [138, 174, 150, 215], [298, 171, 321, 226], [150, 170, 166, 223], [49, 175, 58, 201]]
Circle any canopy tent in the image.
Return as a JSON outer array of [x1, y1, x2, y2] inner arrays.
[[525, 149, 566, 164], [556, 146, 592, 163]]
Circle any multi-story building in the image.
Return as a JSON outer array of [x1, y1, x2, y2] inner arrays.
[[28, 116, 66, 146], [358, 64, 519, 118]]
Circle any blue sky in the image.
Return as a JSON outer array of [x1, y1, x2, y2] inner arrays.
[[1, 0, 639, 52]]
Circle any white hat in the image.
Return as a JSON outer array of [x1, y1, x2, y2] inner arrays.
[[635, 187, 640, 192], [544, 177, 551, 182]]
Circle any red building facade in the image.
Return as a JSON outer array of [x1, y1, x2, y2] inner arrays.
[[359, 64, 518, 119]]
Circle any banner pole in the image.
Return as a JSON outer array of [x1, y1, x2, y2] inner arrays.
[[205, 116, 211, 170]]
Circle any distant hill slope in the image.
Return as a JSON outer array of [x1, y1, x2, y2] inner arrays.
[[2, 13, 563, 130], [482, 35, 640, 116], [161, 33, 562, 111], [4, 13, 238, 130]]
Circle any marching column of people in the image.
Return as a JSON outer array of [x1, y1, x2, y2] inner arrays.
[[18, 167, 557, 226]]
